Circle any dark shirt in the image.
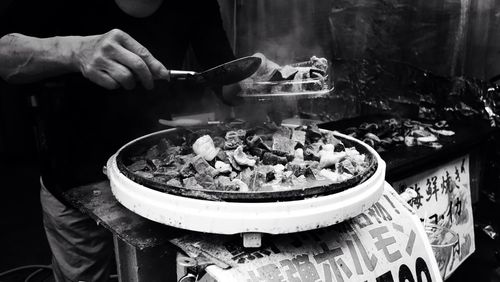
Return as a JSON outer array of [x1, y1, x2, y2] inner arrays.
[[0, 0, 235, 203]]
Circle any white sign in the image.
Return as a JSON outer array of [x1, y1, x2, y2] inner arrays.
[[393, 155, 475, 279], [176, 184, 442, 282]]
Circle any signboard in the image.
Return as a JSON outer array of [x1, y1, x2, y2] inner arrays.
[[174, 184, 442, 282], [393, 155, 475, 279]]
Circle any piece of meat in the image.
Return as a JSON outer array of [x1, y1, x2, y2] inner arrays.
[[294, 148, 304, 160], [233, 146, 256, 167], [269, 65, 298, 81], [215, 176, 239, 191], [192, 135, 219, 161], [231, 179, 249, 192], [291, 130, 306, 148], [338, 159, 356, 175], [224, 131, 244, 150], [225, 150, 241, 171], [272, 134, 295, 155], [195, 173, 215, 189], [215, 161, 232, 174], [239, 167, 254, 185], [287, 162, 307, 177], [128, 160, 151, 172], [212, 136, 226, 148], [183, 177, 203, 190], [191, 155, 218, 177], [310, 56, 328, 73], [262, 152, 287, 165], [179, 162, 195, 178], [135, 171, 154, 179], [153, 170, 180, 180], [319, 151, 347, 169], [144, 145, 160, 160], [166, 178, 182, 187]]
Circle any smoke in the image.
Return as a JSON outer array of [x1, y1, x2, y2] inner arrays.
[[233, 0, 332, 123], [236, 0, 330, 64]]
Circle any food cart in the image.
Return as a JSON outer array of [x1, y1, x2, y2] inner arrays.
[[64, 1, 500, 281]]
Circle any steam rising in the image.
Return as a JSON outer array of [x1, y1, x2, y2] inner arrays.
[[233, 0, 332, 123]]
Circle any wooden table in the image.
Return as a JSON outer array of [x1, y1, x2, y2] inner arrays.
[[64, 181, 185, 282]]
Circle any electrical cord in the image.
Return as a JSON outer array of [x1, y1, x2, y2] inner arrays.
[[0, 265, 52, 277], [24, 268, 46, 282]]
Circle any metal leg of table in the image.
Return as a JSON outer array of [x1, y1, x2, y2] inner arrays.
[[113, 235, 178, 282]]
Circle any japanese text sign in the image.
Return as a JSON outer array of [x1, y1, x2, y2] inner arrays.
[[176, 184, 442, 282], [393, 155, 475, 279]]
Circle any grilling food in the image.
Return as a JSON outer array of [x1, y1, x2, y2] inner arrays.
[[240, 53, 329, 94], [344, 118, 455, 152], [126, 124, 372, 193]]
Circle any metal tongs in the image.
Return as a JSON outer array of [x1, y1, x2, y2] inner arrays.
[[165, 56, 261, 86]]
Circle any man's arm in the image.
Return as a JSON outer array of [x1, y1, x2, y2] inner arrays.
[[0, 33, 77, 84], [0, 29, 169, 89]]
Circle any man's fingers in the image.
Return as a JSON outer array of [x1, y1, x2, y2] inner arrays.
[[106, 60, 136, 90], [112, 45, 152, 89], [113, 30, 168, 80], [86, 69, 120, 90]]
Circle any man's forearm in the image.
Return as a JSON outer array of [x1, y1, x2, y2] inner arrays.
[[0, 33, 80, 84]]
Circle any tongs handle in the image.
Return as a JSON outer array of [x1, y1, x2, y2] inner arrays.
[[167, 70, 197, 81]]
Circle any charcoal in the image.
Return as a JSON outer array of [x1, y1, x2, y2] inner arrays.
[[248, 147, 265, 158], [288, 163, 307, 177], [334, 143, 345, 152], [179, 163, 195, 178], [303, 148, 320, 161], [215, 150, 230, 163], [246, 135, 263, 147], [266, 171, 275, 182], [306, 124, 322, 143], [304, 167, 316, 180]]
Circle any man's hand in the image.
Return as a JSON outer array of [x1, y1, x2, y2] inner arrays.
[[73, 29, 169, 90]]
